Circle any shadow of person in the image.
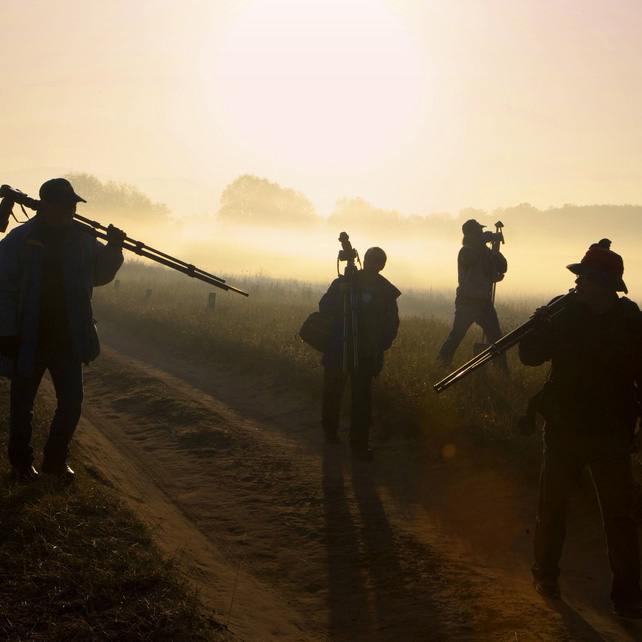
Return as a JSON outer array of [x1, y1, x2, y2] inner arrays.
[[348, 458, 458, 640], [350, 459, 403, 628], [542, 597, 612, 642], [322, 447, 373, 639]]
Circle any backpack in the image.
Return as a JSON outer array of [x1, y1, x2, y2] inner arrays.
[[298, 311, 334, 352], [491, 250, 508, 282]]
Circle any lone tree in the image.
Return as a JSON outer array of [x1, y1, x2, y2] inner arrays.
[[218, 174, 319, 228]]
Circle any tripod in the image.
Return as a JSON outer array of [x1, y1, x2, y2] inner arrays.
[[477, 220, 505, 348], [0, 184, 248, 296], [337, 232, 361, 373], [435, 289, 576, 393]]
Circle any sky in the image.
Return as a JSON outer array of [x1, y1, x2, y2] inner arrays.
[[2, 0, 642, 222]]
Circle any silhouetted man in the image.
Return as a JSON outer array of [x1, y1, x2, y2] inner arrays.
[[519, 244, 642, 618], [438, 219, 507, 366], [319, 247, 400, 460], [0, 178, 125, 483]]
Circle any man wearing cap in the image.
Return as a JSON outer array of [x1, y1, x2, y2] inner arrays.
[[518, 244, 642, 618], [437, 218, 508, 366], [0, 178, 126, 483]]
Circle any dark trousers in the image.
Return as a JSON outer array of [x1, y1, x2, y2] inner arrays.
[[8, 339, 83, 469], [321, 363, 374, 450], [533, 429, 642, 605], [438, 298, 503, 365]]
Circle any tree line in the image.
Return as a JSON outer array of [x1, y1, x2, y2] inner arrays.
[[64, 172, 642, 244]]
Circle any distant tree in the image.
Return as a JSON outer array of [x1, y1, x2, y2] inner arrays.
[[406, 212, 461, 240], [327, 197, 401, 232], [456, 207, 488, 223], [218, 174, 319, 227], [64, 172, 171, 224]]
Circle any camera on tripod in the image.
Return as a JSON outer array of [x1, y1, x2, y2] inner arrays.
[[338, 232, 358, 263], [336, 232, 361, 279]]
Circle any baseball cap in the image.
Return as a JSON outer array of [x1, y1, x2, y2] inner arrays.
[[39, 178, 86, 206], [462, 219, 486, 236], [567, 246, 627, 293]]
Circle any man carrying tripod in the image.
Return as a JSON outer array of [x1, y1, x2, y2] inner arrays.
[[437, 218, 507, 367], [0, 178, 125, 483], [318, 245, 400, 460], [519, 244, 642, 618]]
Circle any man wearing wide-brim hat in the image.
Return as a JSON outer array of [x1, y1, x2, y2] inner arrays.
[[518, 243, 642, 618]]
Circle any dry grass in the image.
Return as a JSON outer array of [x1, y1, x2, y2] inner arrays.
[[96, 261, 642, 506], [0, 378, 227, 642], [94, 261, 550, 455]]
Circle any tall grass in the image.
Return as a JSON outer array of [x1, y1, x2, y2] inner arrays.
[[94, 261, 550, 459]]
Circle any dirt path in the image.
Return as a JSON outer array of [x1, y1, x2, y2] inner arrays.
[[65, 321, 642, 641]]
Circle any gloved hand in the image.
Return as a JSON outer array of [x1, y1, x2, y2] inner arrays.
[[106, 224, 127, 248], [0, 335, 19, 359]]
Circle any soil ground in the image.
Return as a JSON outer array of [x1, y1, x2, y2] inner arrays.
[[50, 320, 642, 641]]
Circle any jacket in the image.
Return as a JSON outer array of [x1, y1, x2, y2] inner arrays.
[[319, 270, 400, 375], [0, 216, 123, 377], [456, 242, 507, 300], [518, 295, 642, 434]]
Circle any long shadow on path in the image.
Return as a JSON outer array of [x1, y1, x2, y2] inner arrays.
[[322, 445, 475, 641], [322, 448, 373, 639]]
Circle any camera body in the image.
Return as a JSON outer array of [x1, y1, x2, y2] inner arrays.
[[338, 232, 358, 263], [483, 230, 504, 244], [338, 247, 357, 262]]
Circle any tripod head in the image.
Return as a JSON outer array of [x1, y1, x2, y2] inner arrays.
[[483, 220, 504, 252], [0, 185, 39, 232], [337, 231, 361, 277]]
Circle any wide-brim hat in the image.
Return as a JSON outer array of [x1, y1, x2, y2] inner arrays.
[[567, 246, 627, 293]]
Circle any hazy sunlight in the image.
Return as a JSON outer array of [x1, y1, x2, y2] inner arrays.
[[209, 0, 428, 170]]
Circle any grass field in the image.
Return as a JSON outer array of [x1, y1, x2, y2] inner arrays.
[[93, 260, 551, 453], [2, 258, 641, 640], [92, 259, 642, 516]]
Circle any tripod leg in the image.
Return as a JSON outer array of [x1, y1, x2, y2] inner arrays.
[[343, 290, 350, 373], [350, 284, 359, 370]]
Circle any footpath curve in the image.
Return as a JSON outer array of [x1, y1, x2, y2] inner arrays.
[[57, 320, 642, 642]]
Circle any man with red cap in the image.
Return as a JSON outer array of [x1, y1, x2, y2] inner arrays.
[[519, 243, 642, 618]]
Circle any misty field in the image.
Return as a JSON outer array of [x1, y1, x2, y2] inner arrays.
[[93, 260, 553, 456]]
